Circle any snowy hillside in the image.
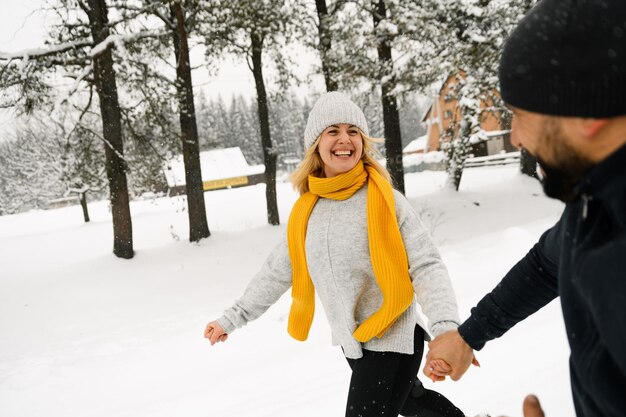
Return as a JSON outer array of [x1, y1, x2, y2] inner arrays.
[[0, 166, 573, 417]]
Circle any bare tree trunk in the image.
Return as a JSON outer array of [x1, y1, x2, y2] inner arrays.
[[170, 2, 210, 242], [84, 0, 133, 259], [251, 31, 280, 226], [79, 191, 90, 222], [373, 0, 405, 194], [315, 0, 338, 92]]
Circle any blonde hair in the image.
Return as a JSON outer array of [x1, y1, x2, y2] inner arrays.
[[289, 130, 392, 195]]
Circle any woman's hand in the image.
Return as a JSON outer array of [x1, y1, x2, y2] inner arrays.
[[204, 320, 228, 345], [427, 358, 452, 382], [423, 330, 480, 381]]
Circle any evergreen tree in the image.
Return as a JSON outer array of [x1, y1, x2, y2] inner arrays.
[[229, 95, 253, 155], [400, 0, 537, 189], [211, 96, 232, 149], [0, 114, 106, 216], [269, 93, 299, 171], [398, 93, 428, 148], [196, 90, 219, 150], [312, 0, 343, 91], [356, 90, 385, 141], [237, 95, 263, 164], [199, 0, 305, 225], [247, 98, 263, 162], [0, 0, 178, 256], [81, 0, 134, 257], [115, 0, 211, 241], [323, 0, 408, 192]]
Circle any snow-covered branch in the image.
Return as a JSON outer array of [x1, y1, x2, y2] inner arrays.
[[89, 28, 168, 57], [0, 28, 167, 63], [0, 40, 93, 61]]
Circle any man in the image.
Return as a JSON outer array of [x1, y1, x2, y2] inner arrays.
[[424, 0, 626, 416]]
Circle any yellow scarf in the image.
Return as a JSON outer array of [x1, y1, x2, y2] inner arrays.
[[286, 161, 414, 342]]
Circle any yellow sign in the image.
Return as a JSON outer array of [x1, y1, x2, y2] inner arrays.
[[203, 176, 249, 191]]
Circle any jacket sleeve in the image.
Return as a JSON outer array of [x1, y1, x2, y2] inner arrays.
[[458, 219, 562, 350], [395, 191, 461, 337], [217, 237, 293, 334]]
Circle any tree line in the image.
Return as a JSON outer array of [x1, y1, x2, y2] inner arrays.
[[196, 90, 428, 168], [0, 0, 536, 258], [0, 90, 427, 213]]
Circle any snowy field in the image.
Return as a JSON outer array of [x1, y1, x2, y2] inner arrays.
[[0, 166, 573, 417]]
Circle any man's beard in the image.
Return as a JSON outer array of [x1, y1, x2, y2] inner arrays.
[[533, 119, 594, 203]]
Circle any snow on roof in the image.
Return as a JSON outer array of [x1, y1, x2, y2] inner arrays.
[[469, 128, 511, 144], [403, 151, 445, 168], [403, 135, 428, 154], [163, 147, 265, 187], [484, 129, 511, 137], [420, 103, 434, 123]]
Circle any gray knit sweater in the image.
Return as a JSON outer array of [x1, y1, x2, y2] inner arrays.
[[217, 186, 460, 359]]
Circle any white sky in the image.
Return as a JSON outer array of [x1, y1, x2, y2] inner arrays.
[[0, 0, 46, 53]]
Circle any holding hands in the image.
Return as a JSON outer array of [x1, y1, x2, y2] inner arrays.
[[424, 331, 546, 417], [423, 329, 479, 382], [204, 320, 228, 345]]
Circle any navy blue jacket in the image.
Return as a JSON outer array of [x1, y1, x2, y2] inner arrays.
[[458, 144, 626, 417]]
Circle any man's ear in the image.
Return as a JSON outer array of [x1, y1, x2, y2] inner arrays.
[[581, 119, 609, 138]]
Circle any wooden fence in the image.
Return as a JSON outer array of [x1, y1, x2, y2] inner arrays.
[[464, 151, 521, 168]]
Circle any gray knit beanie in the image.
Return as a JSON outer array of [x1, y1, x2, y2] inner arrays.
[[303, 92, 369, 150]]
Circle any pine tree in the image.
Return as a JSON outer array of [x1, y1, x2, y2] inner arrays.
[[313, 0, 342, 91], [196, 90, 218, 150], [323, 0, 408, 193], [168, 0, 210, 241], [81, 0, 134, 257], [199, 0, 305, 225], [115, 0, 211, 241], [269, 92, 302, 172], [399, 0, 537, 189], [398, 92, 428, 148], [0, 0, 180, 257], [211, 96, 232, 149], [0, 113, 107, 217], [238, 95, 263, 164]]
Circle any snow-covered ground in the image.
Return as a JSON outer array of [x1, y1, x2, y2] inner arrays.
[[0, 166, 573, 417]]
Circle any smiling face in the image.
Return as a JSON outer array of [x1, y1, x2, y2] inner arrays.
[[509, 106, 594, 201], [317, 124, 364, 178]]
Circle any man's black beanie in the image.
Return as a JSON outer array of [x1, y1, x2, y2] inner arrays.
[[499, 0, 626, 118]]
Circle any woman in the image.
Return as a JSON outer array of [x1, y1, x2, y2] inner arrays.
[[205, 92, 465, 417]]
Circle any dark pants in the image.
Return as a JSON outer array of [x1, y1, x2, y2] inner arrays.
[[345, 326, 464, 417]]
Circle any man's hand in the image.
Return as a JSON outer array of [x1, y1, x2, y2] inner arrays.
[[204, 320, 228, 345], [423, 329, 478, 381], [498, 395, 545, 417]]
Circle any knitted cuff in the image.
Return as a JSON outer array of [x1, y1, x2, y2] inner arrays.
[[216, 316, 236, 335], [430, 320, 460, 338]]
